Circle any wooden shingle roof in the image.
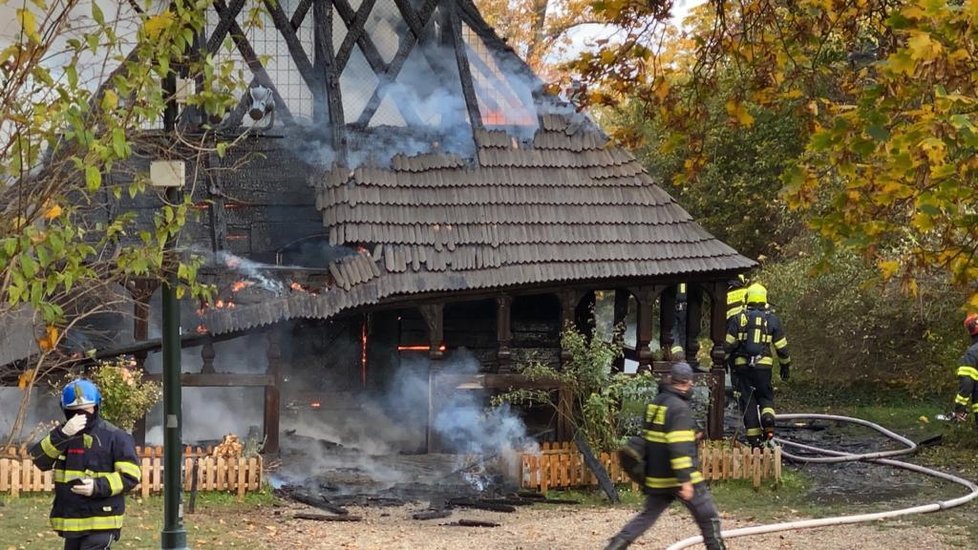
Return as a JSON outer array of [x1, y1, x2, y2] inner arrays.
[[201, 114, 752, 335]]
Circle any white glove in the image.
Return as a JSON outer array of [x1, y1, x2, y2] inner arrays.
[[61, 414, 87, 437], [70, 478, 95, 497]]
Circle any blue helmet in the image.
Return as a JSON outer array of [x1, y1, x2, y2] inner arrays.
[[61, 379, 101, 410]]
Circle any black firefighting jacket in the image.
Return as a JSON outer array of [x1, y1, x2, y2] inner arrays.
[[30, 416, 140, 537], [724, 306, 791, 369], [642, 384, 703, 492], [956, 336, 978, 382]]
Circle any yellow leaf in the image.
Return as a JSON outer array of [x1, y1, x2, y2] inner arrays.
[[36, 326, 59, 351], [17, 368, 34, 390], [101, 89, 118, 111], [42, 203, 62, 220], [143, 13, 173, 39], [725, 99, 755, 127], [968, 293, 978, 311], [879, 260, 900, 279], [16, 8, 39, 41], [907, 31, 942, 61]]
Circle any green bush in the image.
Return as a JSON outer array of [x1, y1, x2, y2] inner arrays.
[[757, 240, 967, 401], [56, 358, 161, 431]]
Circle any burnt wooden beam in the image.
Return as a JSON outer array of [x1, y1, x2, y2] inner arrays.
[[207, 157, 228, 250], [263, 0, 318, 91], [291, 0, 313, 30], [355, 0, 438, 127], [312, 0, 346, 158], [143, 373, 275, 387], [495, 295, 512, 373], [265, 328, 283, 454], [418, 303, 444, 360], [206, 0, 246, 54], [684, 284, 703, 365], [455, 0, 547, 94], [334, 0, 380, 72], [200, 339, 216, 374], [212, 0, 295, 125], [393, 0, 427, 38], [436, 373, 564, 390], [448, 1, 483, 131], [706, 280, 728, 440]]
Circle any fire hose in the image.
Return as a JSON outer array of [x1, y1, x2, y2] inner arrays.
[[665, 413, 978, 550]]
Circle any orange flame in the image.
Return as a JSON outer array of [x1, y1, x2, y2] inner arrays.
[[310, 401, 322, 409], [290, 281, 305, 292], [397, 345, 447, 352], [231, 280, 252, 292], [196, 324, 208, 334], [215, 300, 225, 309], [361, 319, 368, 387]]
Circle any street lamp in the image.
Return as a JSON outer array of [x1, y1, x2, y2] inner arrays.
[[154, 69, 190, 550]]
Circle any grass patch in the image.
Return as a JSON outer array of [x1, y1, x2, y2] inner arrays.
[[0, 490, 280, 549]]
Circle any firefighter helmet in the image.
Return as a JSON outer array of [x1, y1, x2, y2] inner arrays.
[[728, 274, 747, 289], [965, 313, 978, 337], [746, 283, 768, 305], [60, 379, 101, 410]]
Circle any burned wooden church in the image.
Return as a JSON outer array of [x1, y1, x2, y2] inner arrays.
[[3, 0, 753, 453]]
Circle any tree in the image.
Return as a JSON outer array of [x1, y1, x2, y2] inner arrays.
[[476, 0, 600, 78], [568, 0, 978, 301], [0, 0, 254, 442]]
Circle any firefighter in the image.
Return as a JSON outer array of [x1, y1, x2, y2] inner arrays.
[[604, 362, 726, 550], [952, 313, 978, 425], [30, 379, 141, 550], [726, 274, 748, 321], [724, 283, 791, 448]]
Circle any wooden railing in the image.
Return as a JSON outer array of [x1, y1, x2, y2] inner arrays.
[[520, 441, 781, 492], [0, 446, 262, 498]]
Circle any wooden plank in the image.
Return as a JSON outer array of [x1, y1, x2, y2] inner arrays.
[[752, 448, 762, 488], [237, 458, 246, 500], [0, 458, 9, 492], [154, 457, 163, 492], [250, 457, 260, 490], [140, 458, 150, 498], [11, 460, 20, 498], [21, 459, 30, 493], [774, 446, 782, 482]]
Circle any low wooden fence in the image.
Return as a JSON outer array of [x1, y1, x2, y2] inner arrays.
[[521, 441, 781, 492], [0, 446, 262, 499]]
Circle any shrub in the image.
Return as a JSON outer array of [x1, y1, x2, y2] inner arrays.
[[55, 358, 161, 431], [757, 240, 967, 400]]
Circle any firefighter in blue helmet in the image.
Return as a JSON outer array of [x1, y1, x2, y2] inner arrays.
[[724, 283, 791, 447], [29, 379, 141, 550]]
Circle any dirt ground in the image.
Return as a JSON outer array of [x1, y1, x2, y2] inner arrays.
[[239, 503, 965, 550]]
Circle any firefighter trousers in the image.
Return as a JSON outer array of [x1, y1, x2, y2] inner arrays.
[[62, 531, 117, 550], [615, 484, 725, 549], [735, 367, 775, 445], [954, 373, 978, 424]]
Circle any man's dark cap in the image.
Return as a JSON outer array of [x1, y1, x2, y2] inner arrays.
[[670, 362, 694, 383]]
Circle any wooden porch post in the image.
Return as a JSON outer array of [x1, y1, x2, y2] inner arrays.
[[632, 286, 665, 373], [659, 286, 676, 362], [612, 289, 629, 372], [264, 328, 282, 454], [420, 304, 444, 452], [685, 284, 704, 366], [496, 295, 513, 373], [707, 281, 728, 440]]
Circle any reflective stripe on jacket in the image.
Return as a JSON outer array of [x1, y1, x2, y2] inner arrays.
[[956, 340, 978, 380], [726, 287, 748, 320], [642, 384, 703, 492], [30, 417, 140, 537]]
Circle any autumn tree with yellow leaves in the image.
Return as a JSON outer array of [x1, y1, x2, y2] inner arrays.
[[563, 0, 978, 304]]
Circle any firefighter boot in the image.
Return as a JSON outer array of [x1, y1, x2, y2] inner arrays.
[[603, 537, 630, 550]]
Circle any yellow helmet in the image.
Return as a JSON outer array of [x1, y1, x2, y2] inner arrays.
[[746, 283, 767, 305]]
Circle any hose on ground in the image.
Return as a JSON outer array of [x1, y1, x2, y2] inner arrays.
[[665, 413, 978, 550]]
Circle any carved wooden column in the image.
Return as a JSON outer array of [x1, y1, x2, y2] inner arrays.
[[420, 303, 444, 452], [685, 284, 704, 366], [200, 339, 216, 374], [496, 295, 512, 373], [264, 328, 282, 454], [658, 286, 676, 362], [612, 289, 630, 372], [707, 281, 728, 440], [632, 286, 665, 374], [558, 289, 583, 364]]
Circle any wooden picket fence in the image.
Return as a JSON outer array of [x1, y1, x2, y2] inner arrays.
[[0, 445, 262, 499], [521, 441, 781, 492]]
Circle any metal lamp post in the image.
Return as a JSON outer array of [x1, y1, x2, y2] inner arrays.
[[157, 70, 189, 550]]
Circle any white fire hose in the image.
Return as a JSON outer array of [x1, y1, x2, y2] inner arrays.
[[665, 413, 978, 550]]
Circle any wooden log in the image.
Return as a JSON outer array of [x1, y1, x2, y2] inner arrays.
[[448, 498, 516, 513], [451, 519, 500, 528], [412, 509, 452, 520], [188, 459, 200, 514], [293, 513, 362, 522]]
